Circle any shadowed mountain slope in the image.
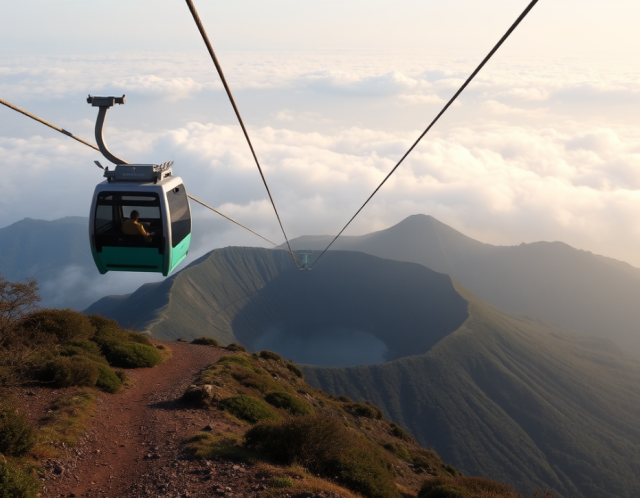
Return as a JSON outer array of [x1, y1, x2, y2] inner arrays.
[[289, 214, 640, 355], [86, 247, 468, 365], [304, 285, 640, 498]]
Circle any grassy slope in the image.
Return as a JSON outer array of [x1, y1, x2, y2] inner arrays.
[[303, 285, 640, 498]]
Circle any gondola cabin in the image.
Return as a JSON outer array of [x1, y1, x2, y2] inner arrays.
[[89, 163, 191, 276]]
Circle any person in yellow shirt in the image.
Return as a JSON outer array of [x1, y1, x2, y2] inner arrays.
[[122, 210, 154, 243]]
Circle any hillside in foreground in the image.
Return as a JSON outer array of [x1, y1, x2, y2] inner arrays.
[[0, 290, 527, 498], [86, 246, 640, 497]]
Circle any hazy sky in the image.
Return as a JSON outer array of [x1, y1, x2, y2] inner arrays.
[[2, 0, 640, 281]]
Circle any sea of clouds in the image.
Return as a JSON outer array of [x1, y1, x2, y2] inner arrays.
[[1, 48, 640, 305]]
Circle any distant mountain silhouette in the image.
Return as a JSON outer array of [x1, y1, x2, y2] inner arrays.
[[289, 214, 640, 355], [0, 217, 98, 309], [87, 246, 640, 497]]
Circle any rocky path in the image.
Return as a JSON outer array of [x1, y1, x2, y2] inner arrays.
[[44, 341, 238, 498]]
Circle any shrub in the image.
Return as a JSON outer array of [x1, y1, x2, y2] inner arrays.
[[265, 392, 314, 415], [219, 356, 255, 370], [176, 338, 189, 342], [411, 449, 442, 471], [384, 442, 412, 462], [0, 404, 36, 456], [41, 357, 99, 388], [350, 402, 383, 419], [418, 477, 519, 498], [126, 332, 153, 346], [96, 364, 122, 393], [24, 309, 95, 343], [191, 337, 220, 346], [220, 395, 278, 423], [389, 422, 413, 441], [226, 343, 247, 352], [59, 344, 108, 365], [107, 343, 162, 368], [186, 432, 251, 460], [338, 395, 352, 403], [420, 485, 469, 498], [286, 362, 303, 378], [270, 477, 293, 488], [65, 340, 102, 356], [259, 350, 282, 361], [245, 415, 400, 498], [90, 319, 131, 352], [0, 462, 41, 498], [232, 369, 279, 394], [115, 370, 132, 387]]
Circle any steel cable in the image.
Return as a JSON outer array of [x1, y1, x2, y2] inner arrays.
[[0, 98, 281, 250], [184, 0, 300, 267], [311, 0, 540, 267]]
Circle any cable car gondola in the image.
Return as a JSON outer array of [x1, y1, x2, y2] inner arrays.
[[87, 95, 191, 276]]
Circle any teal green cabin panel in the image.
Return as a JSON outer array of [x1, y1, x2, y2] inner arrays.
[[97, 246, 164, 274], [169, 233, 191, 274]]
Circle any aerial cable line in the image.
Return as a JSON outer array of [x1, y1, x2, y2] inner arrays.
[[0, 97, 283, 249], [311, 0, 540, 267], [0, 98, 100, 152], [184, 0, 300, 267]]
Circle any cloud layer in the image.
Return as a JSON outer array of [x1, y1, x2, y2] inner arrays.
[[2, 49, 640, 281]]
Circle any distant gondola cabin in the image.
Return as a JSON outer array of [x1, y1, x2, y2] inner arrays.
[[89, 164, 191, 276]]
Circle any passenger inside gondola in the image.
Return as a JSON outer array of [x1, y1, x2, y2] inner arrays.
[[122, 210, 155, 243]]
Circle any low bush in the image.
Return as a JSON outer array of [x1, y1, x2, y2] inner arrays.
[[41, 357, 99, 388], [0, 462, 41, 498], [265, 392, 314, 415], [219, 356, 256, 371], [185, 432, 251, 460], [0, 404, 36, 456], [418, 477, 520, 498], [384, 442, 412, 462], [220, 395, 279, 423], [270, 477, 294, 488], [350, 402, 383, 419], [420, 484, 469, 498], [126, 332, 154, 346], [65, 340, 102, 356], [411, 449, 442, 471], [245, 415, 400, 498], [176, 338, 189, 342], [232, 369, 279, 394], [286, 362, 303, 379], [226, 343, 247, 352], [107, 343, 162, 368], [259, 350, 282, 361], [338, 395, 352, 403], [24, 309, 95, 343], [191, 337, 220, 346], [389, 422, 413, 441], [96, 364, 122, 393], [115, 370, 133, 387]]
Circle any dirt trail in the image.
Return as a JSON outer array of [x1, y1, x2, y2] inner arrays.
[[45, 341, 229, 497]]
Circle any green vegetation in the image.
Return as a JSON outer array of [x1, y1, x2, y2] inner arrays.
[[226, 343, 247, 352], [107, 342, 162, 368], [269, 477, 293, 488], [245, 415, 400, 498], [41, 357, 99, 388], [23, 308, 95, 343], [349, 402, 382, 419], [96, 364, 122, 393], [418, 477, 521, 498], [0, 462, 41, 498], [191, 337, 220, 346], [0, 403, 36, 456], [220, 395, 279, 423], [265, 392, 313, 415], [185, 432, 251, 460], [259, 350, 282, 361], [34, 391, 96, 458]]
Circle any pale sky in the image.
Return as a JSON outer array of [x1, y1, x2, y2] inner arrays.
[[2, 0, 640, 295]]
